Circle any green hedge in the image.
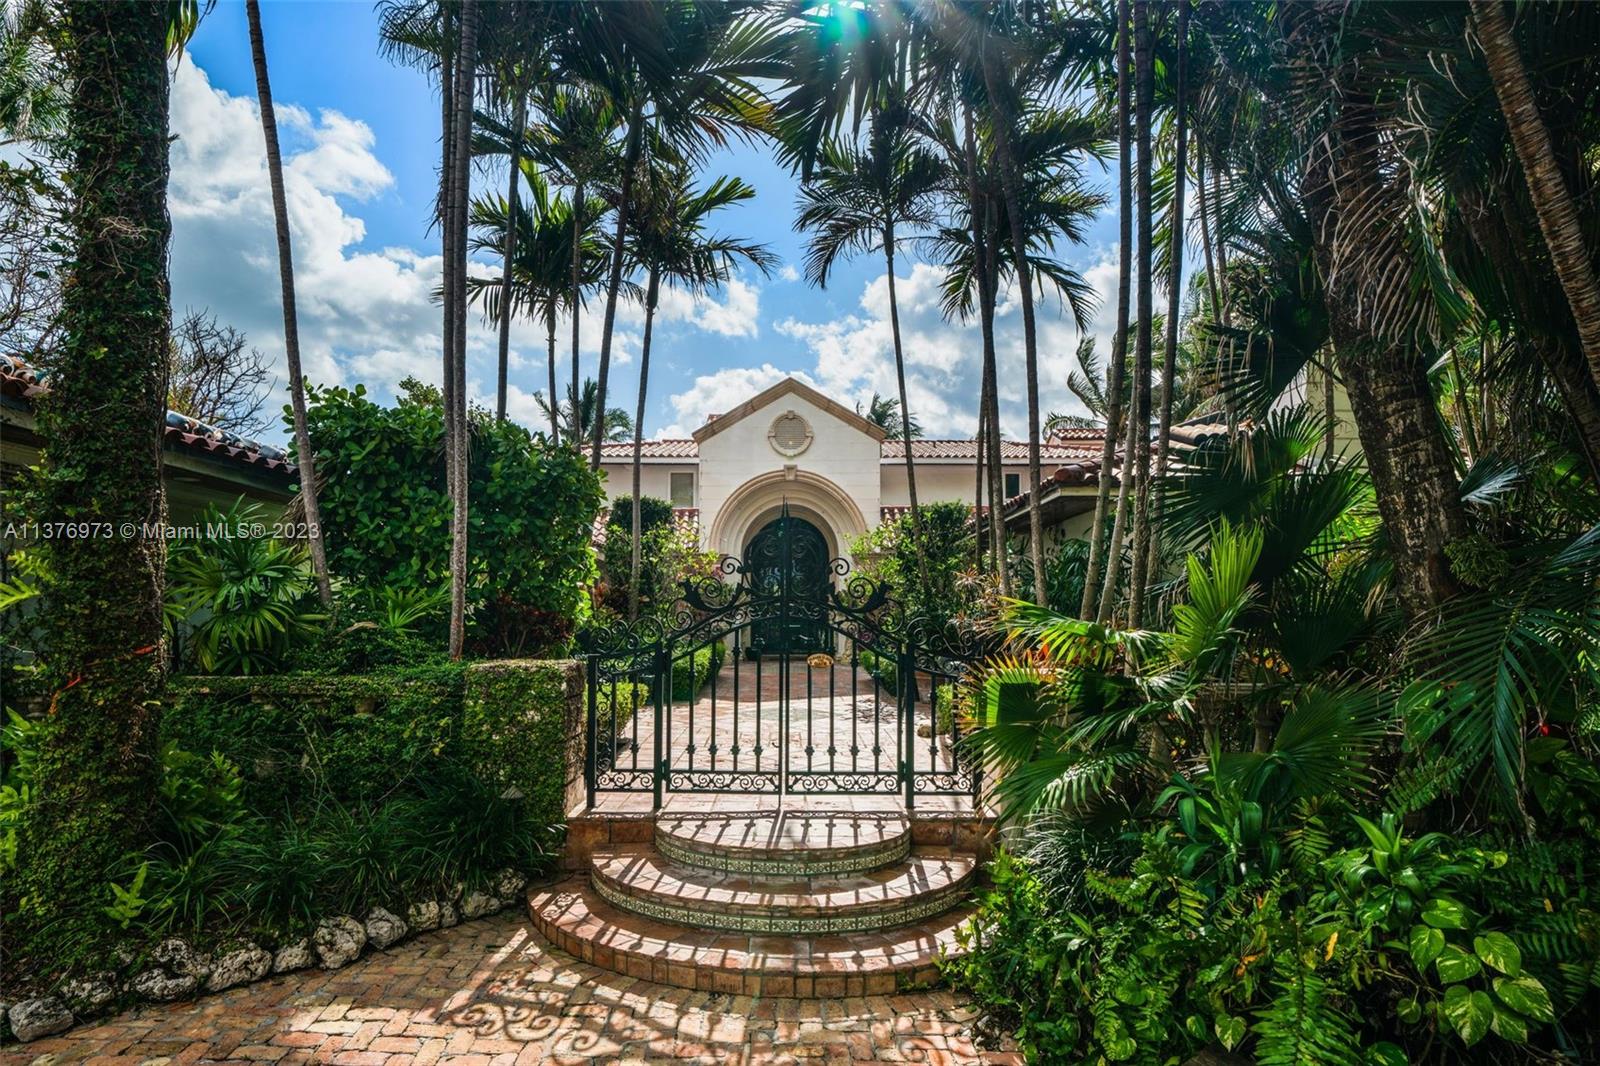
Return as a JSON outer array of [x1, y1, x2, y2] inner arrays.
[[857, 647, 899, 696], [164, 660, 580, 829], [593, 680, 649, 736], [669, 641, 726, 701]]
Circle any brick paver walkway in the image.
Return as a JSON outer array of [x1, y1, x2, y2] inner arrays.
[[2, 911, 1016, 1065]]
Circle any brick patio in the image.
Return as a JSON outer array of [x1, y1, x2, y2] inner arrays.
[[0, 910, 1017, 1065]]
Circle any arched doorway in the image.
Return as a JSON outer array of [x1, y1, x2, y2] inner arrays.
[[744, 509, 829, 656]]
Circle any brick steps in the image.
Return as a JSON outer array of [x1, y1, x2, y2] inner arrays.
[[591, 843, 975, 935], [655, 811, 910, 877], [527, 878, 971, 997]]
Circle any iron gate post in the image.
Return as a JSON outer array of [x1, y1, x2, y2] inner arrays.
[[652, 646, 668, 811], [901, 649, 916, 810], [585, 655, 598, 810]]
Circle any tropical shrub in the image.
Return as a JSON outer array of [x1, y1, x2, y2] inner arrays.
[[302, 382, 602, 653], [166, 500, 326, 675], [851, 501, 979, 624]]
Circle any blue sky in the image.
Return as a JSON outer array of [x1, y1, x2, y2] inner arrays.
[[174, 1, 1125, 441]]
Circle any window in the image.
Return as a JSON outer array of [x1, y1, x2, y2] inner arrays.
[[670, 471, 695, 507], [1004, 472, 1021, 498], [767, 410, 813, 456]]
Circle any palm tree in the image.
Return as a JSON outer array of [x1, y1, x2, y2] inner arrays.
[[857, 391, 921, 441], [623, 167, 775, 617], [245, 0, 332, 609], [1124, 0, 1157, 628], [795, 118, 941, 559], [523, 84, 622, 451], [1143, 0, 1190, 595], [540, 377, 632, 445], [1470, 0, 1600, 390], [465, 167, 609, 443], [571, 0, 779, 470]]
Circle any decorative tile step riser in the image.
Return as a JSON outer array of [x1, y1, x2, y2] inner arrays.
[[654, 825, 911, 877], [590, 866, 972, 936], [526, 881, 963, 997]]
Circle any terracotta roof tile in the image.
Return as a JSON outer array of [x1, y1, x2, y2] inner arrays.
[[881, 439, 1101, 461], [597, 439, 699, 459]]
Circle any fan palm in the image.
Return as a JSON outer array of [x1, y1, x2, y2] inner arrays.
[[623, 167, 775, 617], [856, 391, 921, 441], [540, 377, 632, 446]]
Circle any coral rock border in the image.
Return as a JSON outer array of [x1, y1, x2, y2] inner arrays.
[[1, 868, 530, 1044]]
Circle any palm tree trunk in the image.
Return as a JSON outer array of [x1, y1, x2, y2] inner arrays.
[[570, 178, 584, 448], [446, 0, 478, 658], [1081, 0, 1132, 621], [980, 204, 1009, 595], [883, 231, 928, 593], [974, 383, 988, 573], [440, 10, 456, 502], [1195, 144, 1222, 328], [1126, 0, 1156, 628], [591, 99, 644, 470], [629, 267, 660, 622], [1140, 0, 1187, 611], [980, 50, 1048, 606], [1471, 0, 1600, 388], [495, 92, 526, 423], [247, 0, 332, 609], [545, 304, 561, 443], [12, 0, 171, 960]]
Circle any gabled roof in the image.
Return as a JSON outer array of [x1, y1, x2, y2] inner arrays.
[[690, 377, 888, 445]]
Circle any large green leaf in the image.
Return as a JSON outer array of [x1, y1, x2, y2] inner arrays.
[[1435, 944, 1482, 984], [1408, 925, 1444, 969], [1422, 898, 1468, 929], [1441, 986, 1493, 1046], [1473, 932, 1521, 977], [1492, 975, 1555, 1024]]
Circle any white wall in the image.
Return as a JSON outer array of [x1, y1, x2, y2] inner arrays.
[[699, 395, 881, 558], [879, 462, 1032, 509], [595, 463, 696, 508]]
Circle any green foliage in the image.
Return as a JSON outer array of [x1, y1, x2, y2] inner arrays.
[[669, 641, 725, 701], [597, 512, 719, 621], [856, 646, 898, 696], [851, 501, 978, 624], [302, 382, 602, 652], [166, 501, 327, 675], [948, 799, 1600, 1064]]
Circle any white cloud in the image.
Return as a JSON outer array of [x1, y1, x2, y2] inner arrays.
[[769, 256, 1110, 439], [656, 364, 814, 438], [778, 263, 800, 283], [165, 58, 756, 438]]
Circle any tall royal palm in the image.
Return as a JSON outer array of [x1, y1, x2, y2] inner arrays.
[[466, 167, 608, 442], [795, 117, 940, 568], [246, 0, 332, 607], [624, 167, 775, 618], [524, 84, 621, 446]]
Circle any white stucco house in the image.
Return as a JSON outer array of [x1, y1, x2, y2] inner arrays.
[[596, 377, 1103, 566]]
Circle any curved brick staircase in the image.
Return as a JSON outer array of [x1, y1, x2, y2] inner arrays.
[[527, 808, 990, 997]]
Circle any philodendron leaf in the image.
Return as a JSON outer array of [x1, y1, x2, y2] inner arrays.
[[1409, 925, 1444, 969], [1442, 985, 1494, 1046], [1215, 1015, 1247, 1051], [1422, 898, 1469, 929], [1436, 944, 1483, 984], [1473, 932, 1522, 977], [1493, 975, 1555, 1024]]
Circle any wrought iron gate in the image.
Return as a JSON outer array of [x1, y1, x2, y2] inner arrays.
[[582, 508, 986, 808]]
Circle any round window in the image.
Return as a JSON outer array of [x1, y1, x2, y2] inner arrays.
[[768, 411, 813, 456]]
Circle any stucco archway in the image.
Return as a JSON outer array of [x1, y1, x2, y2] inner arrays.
[[707, 469, 869, 566]]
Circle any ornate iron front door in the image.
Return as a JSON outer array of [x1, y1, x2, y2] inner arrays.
[[744, 512, 830, 657]]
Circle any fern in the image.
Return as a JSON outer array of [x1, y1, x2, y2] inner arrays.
[[1252, 956, 1361, 1066]]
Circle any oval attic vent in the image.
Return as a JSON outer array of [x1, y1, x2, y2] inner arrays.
[[768, 411, 813, 456]]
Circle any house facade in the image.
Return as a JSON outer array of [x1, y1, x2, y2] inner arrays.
[[596, 377, 1102, 566]]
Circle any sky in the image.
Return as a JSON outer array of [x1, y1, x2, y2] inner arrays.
[[175, 1, 1129, 443]]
